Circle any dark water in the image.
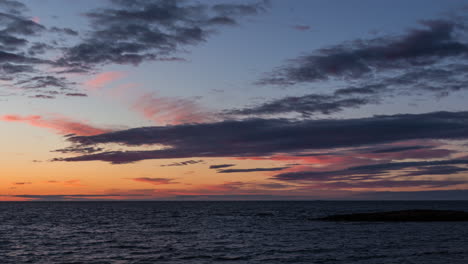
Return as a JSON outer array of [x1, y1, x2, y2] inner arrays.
[[1, 201, 468, 264]]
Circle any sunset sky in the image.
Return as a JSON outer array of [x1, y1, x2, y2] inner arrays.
[[2, 0, 468, 201]]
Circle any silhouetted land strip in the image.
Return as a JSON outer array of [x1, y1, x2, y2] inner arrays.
[[316, 209, 468, 222]]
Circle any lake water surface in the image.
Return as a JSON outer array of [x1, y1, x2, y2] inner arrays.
[[1, 201, 467, 263]]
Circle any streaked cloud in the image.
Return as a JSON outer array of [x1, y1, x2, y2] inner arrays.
[[133, 93, 214, 125], [273, 158, 468, 183], [217, 167, 289, 173], [55, 111, 468, 163], [1, 114, 112, 136], [129, 177, 178, 185], [161, 160, 203, 167], [233, 19, 468, 118], [84, 71, 126, 90], [209, 164, 235, 169], [260, 20, 468, 85], [13, 182, 31, 185], [57, 0, 269, 72]]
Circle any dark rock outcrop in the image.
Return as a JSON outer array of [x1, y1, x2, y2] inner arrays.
[[316, 209, 468, 222]]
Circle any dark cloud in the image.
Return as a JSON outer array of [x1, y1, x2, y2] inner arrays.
[[28, 42, 52, 56], [239, 20, 468, 118], [226, 93, 375, 117], [52, 146, 104, 154], [129, 177, 177, 185], [212, 1, 268, 16], [273, 159, 468, 182], [0, 1, 84, 97], [292, 24, 311, 31], [0, 9, 48, 75], [346, 64, 468, 98], [65, 92, 88, 97], [0, 62, 33, 74], [0, 0, 27, 15], [15, 75, 75, 90], [367, 145, 432, 154], [209, 164, 235, 169], [257, 183, 292, 189], [232, 62, 468, 118], [206, 16, 237, 26], [260, 20, 468, 85], [13, 182, 31, 185], [274, 157, 468, 190], [0, 12, 45, 37], [58, 0, 268, 71], [50, 26, 79, 36], [218, 167, 289, 173], [29, 94, 54, 99], [314, 179, 465, 189], [401, 165, 468, 177], [333, 84, 384, 96], [356, 145, 454, 160], [54, 111, 468, 164], [0, 34, 27, 48], [0, 0, 256, 100], [161, 160, 203, 167], [0, 50, 45, 64]]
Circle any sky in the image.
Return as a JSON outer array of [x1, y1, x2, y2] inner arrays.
[[1, 0, 468, 201]]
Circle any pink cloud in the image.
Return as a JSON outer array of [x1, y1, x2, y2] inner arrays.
[[129, 177, 177, 185], [84, 71, 126, 90], [45, 180, 84, 186], [236, 154, 375, 169], [133, 93, 213, 125], [31, 16, 40, 24], [1, 114, 112, 136]]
